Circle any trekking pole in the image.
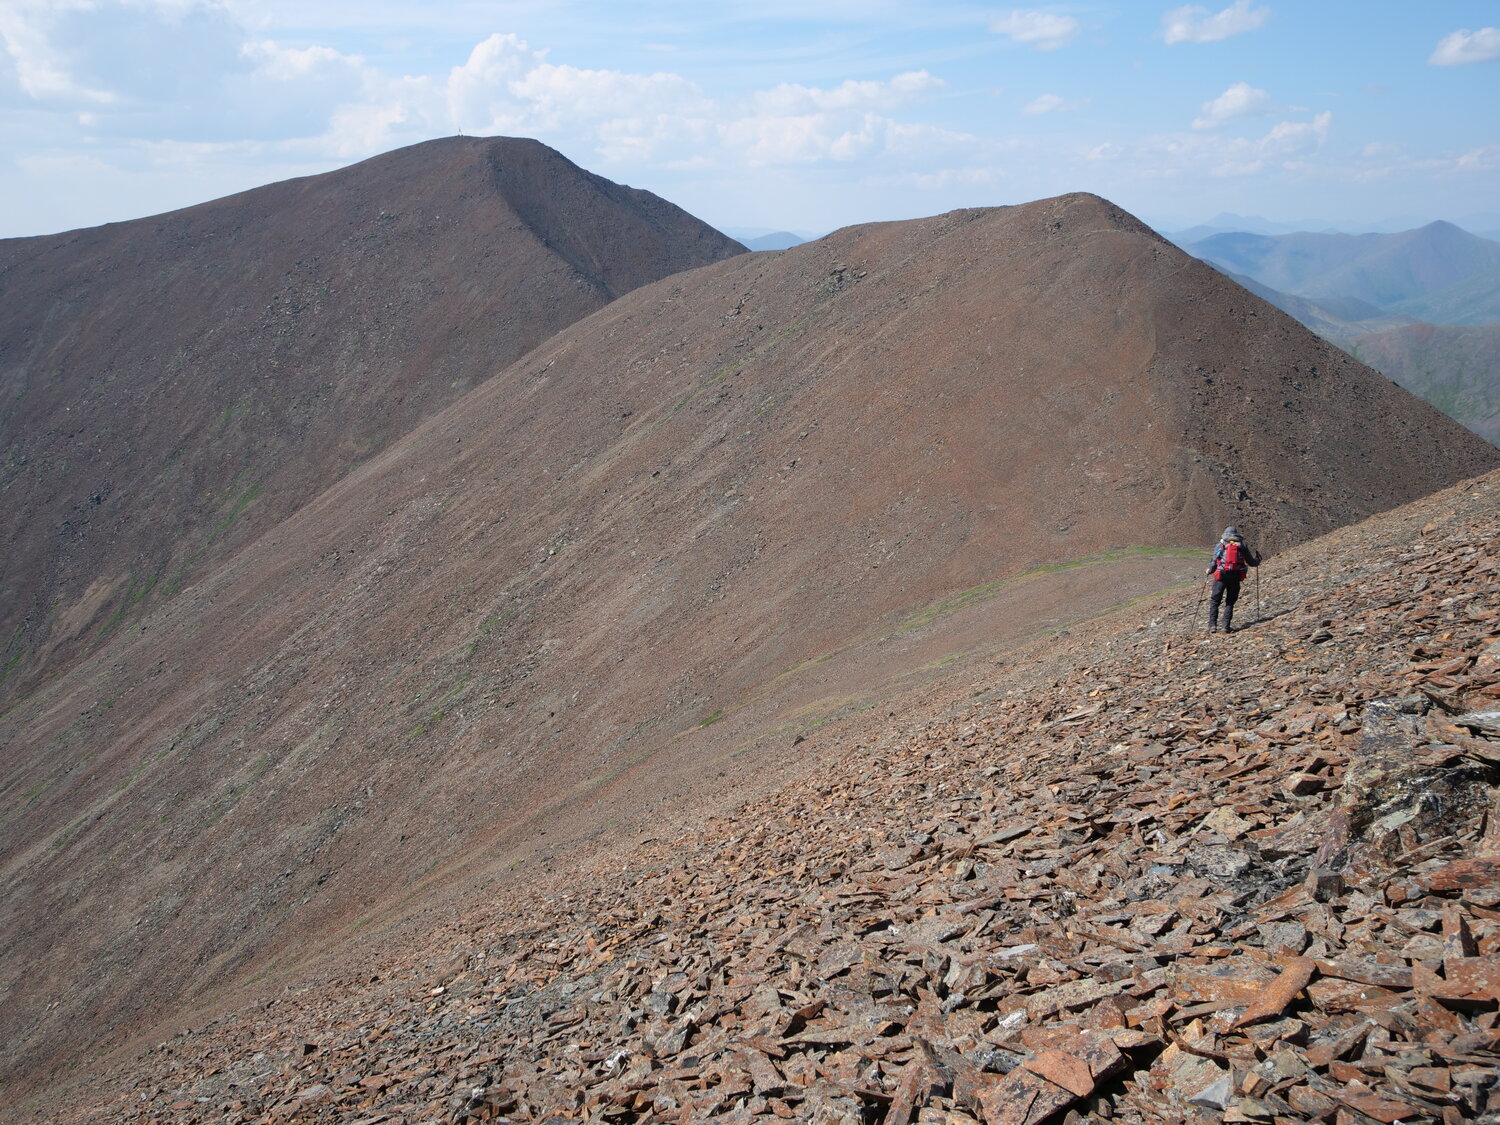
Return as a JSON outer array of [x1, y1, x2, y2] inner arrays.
[[1194, 579, 1208, 634], [1255, 567, 1261, 623]]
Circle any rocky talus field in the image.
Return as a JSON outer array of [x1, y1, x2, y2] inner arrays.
[[29, 468, 1500, 1125]]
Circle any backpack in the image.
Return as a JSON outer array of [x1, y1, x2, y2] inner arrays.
[[1218, 540, 1247, 578]]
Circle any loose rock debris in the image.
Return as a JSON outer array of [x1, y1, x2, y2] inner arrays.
[[47, 477, 1500, 1125]]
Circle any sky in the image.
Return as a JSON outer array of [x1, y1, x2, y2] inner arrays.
[[0, 1, 1497, 240]]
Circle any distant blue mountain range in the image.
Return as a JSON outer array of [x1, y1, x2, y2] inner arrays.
[[1177, 220, 1500, 446]]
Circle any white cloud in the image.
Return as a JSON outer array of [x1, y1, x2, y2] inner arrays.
[[720, 114, 847, 165], [877, 166, 1003, 191], [1161, 0, 1269, 45], [294, 33, 713, 164], [751, 71, 942, 116], [1455, 145, 1500, 171], [1142, 110, 1330, 178], [17, 150, 117, 177], [16, 4, 1468, 244], [0, 1, 319, 141], [0, 0, 114, 102], [880, 119, 978, 159], [595, 113, 713, 165], [1348, 137, 1500, 184], [0, 6, 991, 200], [709, 72, 953, 167], [323, 94, 424, 157], [716, 109, 966, 168], [989, 10, 1080, 51], [1192, 81, 1269, 129], [442, 32, 543, 134], [511, 63, 708, 131], [234, 38, 371, 137], [242, 40, 362, 83], [1428, 27, 1500, 66], [1023, 93, 1088, 115], [298, 37, 952, 172], [1262, 110, 1330, 154]]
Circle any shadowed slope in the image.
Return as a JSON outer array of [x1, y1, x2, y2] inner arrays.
[[1, 193, 1495, 1091], [1350, 323, 1500, 445], [1202, 270, 1499, 445], [0, 136, 745, 702]]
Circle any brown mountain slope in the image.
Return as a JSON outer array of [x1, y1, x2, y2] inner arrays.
[[30, 466, 1500, 1125], [1, 193, 1496, 1094], [0, 135, 746, 702]]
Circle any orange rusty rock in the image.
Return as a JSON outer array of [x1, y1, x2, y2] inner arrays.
[[1440, 955, 1500, 1001], [1172, 962, 1277, 1005], [1286, 1083, 1339, 1118], [30, 478, 1500, 1125], [1333, 1089, 1427, 1123], [1441, 906, 1478, 967], [975, 1066, 1077, 1125], [1406, 1066, 1451, 1093], [1311, 957, 1412, 990], [1024, 1048, 1095, 1098], [1303, 1022, 1373, 1068], [1421, 857, 1500, 894], [1306, 976, 1405, 1015], [883, 1056, 943, 1125], [1232, 956, 1316, 1028], [1283, 772, 1325, 796]]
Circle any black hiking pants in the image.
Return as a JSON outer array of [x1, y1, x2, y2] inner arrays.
[[1209, 575, 1242, 631]]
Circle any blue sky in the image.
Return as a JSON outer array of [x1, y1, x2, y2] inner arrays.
[[1, 1, 1497, 239]]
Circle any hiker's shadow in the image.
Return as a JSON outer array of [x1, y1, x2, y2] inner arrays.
[[1239, 607, 1295, 628], [1183, 605, 1295, 635]]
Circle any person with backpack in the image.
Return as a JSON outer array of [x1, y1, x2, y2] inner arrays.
[[1207, 526, 1261, 633]]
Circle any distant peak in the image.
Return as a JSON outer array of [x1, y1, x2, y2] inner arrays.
[[1402, 218, 1474, 244]]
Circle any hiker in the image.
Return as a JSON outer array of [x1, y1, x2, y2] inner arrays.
[[1207, 525, 1261, 634]]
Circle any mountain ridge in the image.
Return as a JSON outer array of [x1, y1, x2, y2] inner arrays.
[[1185, 222, 1500, 323], [0, 135, 746, 704]]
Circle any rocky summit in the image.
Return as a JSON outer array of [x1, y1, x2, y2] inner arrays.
[[26, 467, 1500, 1124]]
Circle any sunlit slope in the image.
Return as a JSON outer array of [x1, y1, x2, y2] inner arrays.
[[2, 192, 1495, 1089]]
